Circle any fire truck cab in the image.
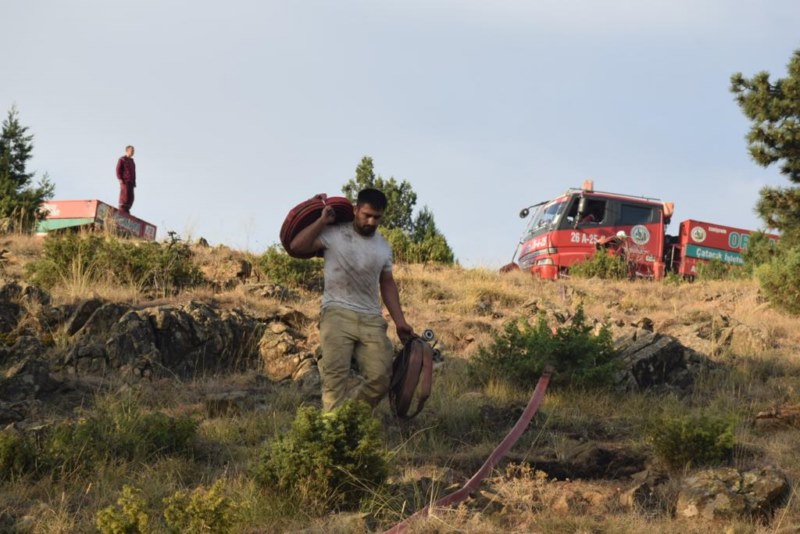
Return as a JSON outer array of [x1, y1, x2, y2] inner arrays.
[[515, 182, 669, 279]]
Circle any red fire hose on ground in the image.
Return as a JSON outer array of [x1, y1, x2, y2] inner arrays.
[[384, 370, 552, 534]]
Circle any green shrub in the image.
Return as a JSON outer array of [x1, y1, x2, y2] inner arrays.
[[468, 305, 620, 390], [742, 231, 779, 275], [45, 396, 197, 475], [25, 232, 204, 294], [163, 480, 238, 534], [648, 414, 735, 470], [756, 246, 800, 315], [96, 485, 150, 534], [255, 400, 388, 513], [0, 429, 36, 481], [259, 245, 323, 290], [380, 227, 456, 264], [568, 251, 628, 279], [695, 259, 743, 280]]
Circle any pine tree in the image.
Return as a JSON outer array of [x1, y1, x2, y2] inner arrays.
[[342, 156, 418, 232], [0, 106, 54, 232], [341, 156, 455, 263], [731, 50, 800, 244]]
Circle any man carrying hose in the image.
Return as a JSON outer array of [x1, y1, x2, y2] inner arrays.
[[290, 188, 414, 411]]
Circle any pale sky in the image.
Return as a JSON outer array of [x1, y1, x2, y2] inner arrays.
[[1, 1, 798, 266]]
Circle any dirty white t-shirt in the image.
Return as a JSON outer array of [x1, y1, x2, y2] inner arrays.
[[318, 223, 393, 316]]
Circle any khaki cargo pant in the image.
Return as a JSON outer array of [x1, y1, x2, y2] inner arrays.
[[318, 306, 394, 412]]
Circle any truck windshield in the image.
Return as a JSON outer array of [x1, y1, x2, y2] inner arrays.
[[524, 200, 566, 238]]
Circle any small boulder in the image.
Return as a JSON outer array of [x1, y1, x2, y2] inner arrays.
[[0, 358, 61, 401], [676, 467, 789, 521]]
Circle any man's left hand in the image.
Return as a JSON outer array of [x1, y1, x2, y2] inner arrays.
[[396, 322, 415, 343]]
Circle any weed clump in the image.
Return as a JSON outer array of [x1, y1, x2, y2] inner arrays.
[[648, 413, 735, 470], [259, 245, 323, 290], [469, 305, 620, 390], [255, 400, 388, 513]]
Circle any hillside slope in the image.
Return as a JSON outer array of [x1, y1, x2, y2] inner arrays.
[[1, 233, 799, 532]]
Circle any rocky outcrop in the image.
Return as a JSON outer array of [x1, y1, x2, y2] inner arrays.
[[64, 301, 267, 378], [676, 467, 789, 521], [614, 325, 715, 392]]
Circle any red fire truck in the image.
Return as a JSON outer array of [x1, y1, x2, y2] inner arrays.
[[513, 181, 777, 280]]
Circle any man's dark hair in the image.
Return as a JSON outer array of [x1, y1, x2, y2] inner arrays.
[[356, 188, 388, 211]]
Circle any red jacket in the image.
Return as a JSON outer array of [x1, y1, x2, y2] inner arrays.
[[116, 156, 136, 185]]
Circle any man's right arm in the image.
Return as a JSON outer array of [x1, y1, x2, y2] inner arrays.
[[116, 158, 124, 181], [289, 205, 335, 256]]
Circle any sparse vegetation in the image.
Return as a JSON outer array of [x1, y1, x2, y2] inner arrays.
[[1, 239, 800, 531], [25, 231, 204, 296]]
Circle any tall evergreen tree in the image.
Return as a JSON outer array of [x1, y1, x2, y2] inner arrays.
[[342, 156, 418, 232], [341, 156, 455, 263], [0, 106, 54, 232], [731, 50, 800, 243]]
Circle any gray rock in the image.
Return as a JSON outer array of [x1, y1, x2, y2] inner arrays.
[[65, 298, 104, 336], [0, 301, 20, 335], [676, 467, 789, 520], [260, 324, 304, 381], [0, 358, 60, 401], [73, 303, 131, 340], [105, 310, 159, 368]]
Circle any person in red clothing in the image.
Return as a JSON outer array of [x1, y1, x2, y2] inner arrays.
[[116, 145, 136, 214]]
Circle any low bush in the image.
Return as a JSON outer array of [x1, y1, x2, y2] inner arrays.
[[163, 480, 238, 533], [95, 485, 150, 534], [756, 246, 800, 315], [648, 413, 735, 470], [259, 245, 323, 290], [568, 251, 628, 279], [468, 305, 620, 390], [255, 400, 388, 513], [25, 232, 204, 295]]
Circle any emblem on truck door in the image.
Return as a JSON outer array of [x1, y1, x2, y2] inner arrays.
[[631, 225, 650, 246], [690, 226, 707, 243]]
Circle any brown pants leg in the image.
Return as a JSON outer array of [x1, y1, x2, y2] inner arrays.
[[318, 306, 394, 412], [119, 181, 134, 213]]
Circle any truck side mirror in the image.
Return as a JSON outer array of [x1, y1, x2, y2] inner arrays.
[[519, 208, 529, 219]]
